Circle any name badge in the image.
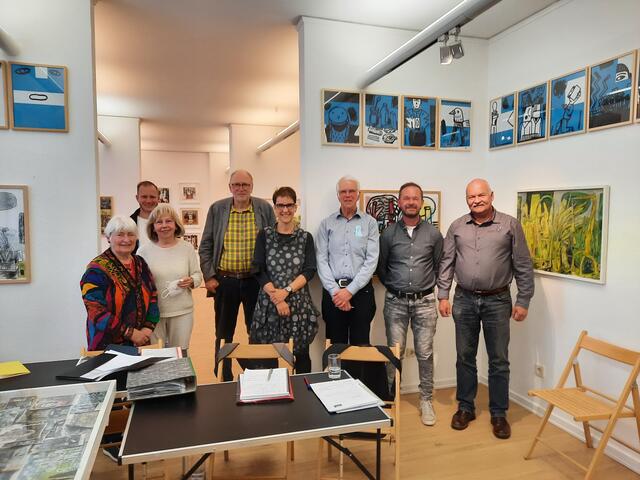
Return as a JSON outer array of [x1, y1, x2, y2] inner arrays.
[[354, 225, 363, 237]]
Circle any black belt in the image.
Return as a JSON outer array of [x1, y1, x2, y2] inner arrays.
[[217, 269, 253, 280], [459, 285, 509, 296], [336, 278, 352, 288], [390, 287, 433, 300]]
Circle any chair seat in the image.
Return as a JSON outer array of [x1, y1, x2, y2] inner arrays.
[[529, 387, 634, 421]]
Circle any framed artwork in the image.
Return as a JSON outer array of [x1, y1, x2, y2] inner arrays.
[[362, 93, 399, 147], [179, 183, 199, 203], [0, 61, 8, 129], [489, 93, 516, 149], [517, 186, 609, 284], [0, 185, 30, 284], [99, 196, 113, 234], [549, 68, 587, 139], [517, 82, 548, 144], [183, 234, 199, 250], [401, 95, 437, 149], [359, 189, 441, 234], [158, 187, 170, 204], [180, 209, 199, 226], [321, 89, 361, 146], [588, 51, 636, 131], [9, 62, 68, 132], [636, 49, 640, 122], [438, 99, 471, 150]]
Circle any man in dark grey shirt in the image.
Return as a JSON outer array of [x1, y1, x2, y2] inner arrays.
[[437, 178, 534, 439], [378, 182, 443, 426]]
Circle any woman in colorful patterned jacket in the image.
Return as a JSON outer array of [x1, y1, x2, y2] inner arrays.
[[81, 215, 159, 350]]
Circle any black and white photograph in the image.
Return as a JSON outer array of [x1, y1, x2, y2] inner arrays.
[[181, 208, 199, 226], [0, 185, 30, 284], [179, 183, 200, 203], [159, 187, 170, 203]]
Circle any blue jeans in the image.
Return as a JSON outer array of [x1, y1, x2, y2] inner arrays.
[[452, 287, 512, 417], [383, 291, 437, 401]]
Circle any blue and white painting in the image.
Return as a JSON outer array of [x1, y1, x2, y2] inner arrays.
[[10, 63, 67, 131], [517, 83, 548, 144], [363, 93, 399, 147], [588, 51, 636, 130], [402, 96, 437, 148], [439, 99, 471, 150], [322, 89, 360, 145], [489, 93, 515, 149], [550, 69, 586, 138]]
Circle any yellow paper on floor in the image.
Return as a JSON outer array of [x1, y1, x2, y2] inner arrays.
[[0, 361, 30, 379]]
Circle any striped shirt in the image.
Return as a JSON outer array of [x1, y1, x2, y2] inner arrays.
[[219, 204, 258, 273]]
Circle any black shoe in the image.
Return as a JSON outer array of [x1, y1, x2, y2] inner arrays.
[[451, 410, 476, 430], [102, 446, 119, 463], [491, 416, 511, 439]]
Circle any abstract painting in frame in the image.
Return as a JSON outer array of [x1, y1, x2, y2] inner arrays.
[[322, 89, 361, 146], [438, 99, 471, 150], [517, 82, 548, 144], [363, 93, 399, 147], [0, 185, 31, 283], [588, 51, 636, 131], [9, 62, 68, 132], [549, 68, 587, 139], [489, 93, 516, 149], [401, 95, 437, 149], [0, 61, 8, 129], [359, 189, 441, 234], [517, 186, 609, 284]]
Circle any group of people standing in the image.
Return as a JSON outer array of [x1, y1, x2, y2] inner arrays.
[[81, 169, 534, 441]]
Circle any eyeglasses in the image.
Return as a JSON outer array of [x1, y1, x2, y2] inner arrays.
[[275, 203, 296, 210], [230, 183, 252, 189]]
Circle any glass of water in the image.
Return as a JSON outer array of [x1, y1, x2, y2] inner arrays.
[[328, 353, 341, 379]]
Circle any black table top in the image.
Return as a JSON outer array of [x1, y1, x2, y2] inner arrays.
[[120, 372, 391, 464]]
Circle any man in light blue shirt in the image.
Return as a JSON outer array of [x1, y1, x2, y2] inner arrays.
[[316, 175, 379, 344]]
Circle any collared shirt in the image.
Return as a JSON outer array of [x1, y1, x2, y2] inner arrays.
[[219, 203, 258, 273], [377, 219, 443, 293], [316, 209, 379, 296], [437, 209, 534, 308]]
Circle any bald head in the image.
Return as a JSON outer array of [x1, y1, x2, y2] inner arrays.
[[228, 169, 254, 207], [466, 178, 494, 219]]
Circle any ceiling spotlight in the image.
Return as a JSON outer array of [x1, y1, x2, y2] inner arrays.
[[449, 27, 464, 59], [439, 34, 452, 65]]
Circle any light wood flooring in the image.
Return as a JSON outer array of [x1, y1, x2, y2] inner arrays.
[[90, 288, 639, 479]]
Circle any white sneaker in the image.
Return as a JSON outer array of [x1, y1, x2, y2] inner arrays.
[[420, 399, 436, 426]]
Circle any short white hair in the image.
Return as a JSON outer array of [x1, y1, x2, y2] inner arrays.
[[336, 175, 360, 194], [104, 215, 137, 239]]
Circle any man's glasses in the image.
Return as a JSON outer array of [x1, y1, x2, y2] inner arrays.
[[230, 183, 252, 189], [275, 203, 296, 210]]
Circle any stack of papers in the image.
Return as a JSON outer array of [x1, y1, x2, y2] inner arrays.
[[310, 378, 384, 413], [238, 368, 292, 403], [0, 361, 30, 379], [126, 357, 196, 401]]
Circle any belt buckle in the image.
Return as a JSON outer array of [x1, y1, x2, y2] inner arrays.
[[337, 279, 349, 288], [406, 292, 418, 301]]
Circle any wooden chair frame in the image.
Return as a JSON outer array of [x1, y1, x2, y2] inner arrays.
[[317, 341, 401, 480], [525, 330, 640, 479]]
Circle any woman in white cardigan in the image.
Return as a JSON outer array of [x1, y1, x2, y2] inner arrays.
[[138, 204, 203, 351]]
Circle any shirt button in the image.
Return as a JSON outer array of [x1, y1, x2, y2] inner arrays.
[[409, 269, 412, 272]]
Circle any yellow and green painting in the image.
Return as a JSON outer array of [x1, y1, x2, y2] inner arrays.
[[517, 187, 608, 283]]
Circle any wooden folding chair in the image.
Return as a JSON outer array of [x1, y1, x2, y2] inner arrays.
[[209, 339, 295, 480], [317, 342, 401, 480], [525, 330, 640, 479]]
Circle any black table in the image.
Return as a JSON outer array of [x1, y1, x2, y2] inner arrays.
[[120, 372, 391, 479]]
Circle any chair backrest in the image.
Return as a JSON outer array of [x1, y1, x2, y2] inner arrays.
[[579, 333, 640, 366], [80, 339, 164, 358], [216, 339, 294, 382]]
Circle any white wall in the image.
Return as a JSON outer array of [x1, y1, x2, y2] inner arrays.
[[209, 151, 231, 203], [0, 0, 99, 362]]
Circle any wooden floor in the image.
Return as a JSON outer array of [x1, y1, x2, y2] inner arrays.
[[90, 288, 639, 479]]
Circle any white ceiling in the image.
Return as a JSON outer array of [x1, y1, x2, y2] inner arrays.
[[94, 0, 557, 153]]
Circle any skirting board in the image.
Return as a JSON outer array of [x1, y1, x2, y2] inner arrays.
[[478, 375, 640, 474]]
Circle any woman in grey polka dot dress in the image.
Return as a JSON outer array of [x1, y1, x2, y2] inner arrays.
[[250, 186, 319, 373]]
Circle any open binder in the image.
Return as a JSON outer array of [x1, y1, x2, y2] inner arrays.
[[236, 368, 294, 404], [55, 352, 166, 382], [126, 357, 197, 401]]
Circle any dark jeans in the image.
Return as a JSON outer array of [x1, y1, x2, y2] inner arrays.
[[452, 287, 512, 417], [214, 275, 259, 381], [321, 282, 376, 345], [295, 346, 311, 374]]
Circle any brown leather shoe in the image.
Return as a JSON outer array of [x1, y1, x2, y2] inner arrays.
[[451, 410, 476, 430], [491, 416, 511, 439]]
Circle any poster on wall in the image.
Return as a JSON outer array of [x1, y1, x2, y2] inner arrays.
[[321, 89, 361, 146], [0, 61, 8, 129], [99, 196, 113, 234], [438, 99, 471, 150], [488, 93, 516, 149], [0, 185, 30, 284], [179, 183, 199, 203], [181, 209, 199, 226], [183, 234, 199, 250], [401, 96, 437, 149], [362, 93, 399, 147], [637, 49, 640, 122], [588, 51, 636, 131], [158, 187, 170, 203], [9, 62, 68, 132], [516, 82, 548, 144], [517, 186, 609, 284], [549, 68, 587, 139], [359, 189, 441, 234]]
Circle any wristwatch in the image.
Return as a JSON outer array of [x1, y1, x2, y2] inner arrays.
[[284, 285, 293, 293]]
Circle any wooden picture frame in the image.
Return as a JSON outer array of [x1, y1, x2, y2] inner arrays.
[[8, 62, 69, 132], [489, 93, 516, 150], [359, 189, 441, 233], [321, 89, 361, 146], [180, 208, 199, 227], [400, 95, 438, 149], [588, 50, 637, 132], [362, 93, 399, 147], [516, 81, 549, 144], [0, 185, 31, 284], [635, 48, 640, 123], [438, 99, 471, 150], [549, 68, 588, 140], [0, 61, 8, 129]]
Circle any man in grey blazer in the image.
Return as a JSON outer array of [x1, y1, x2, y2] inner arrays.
[[199, 169, 276, 381]]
